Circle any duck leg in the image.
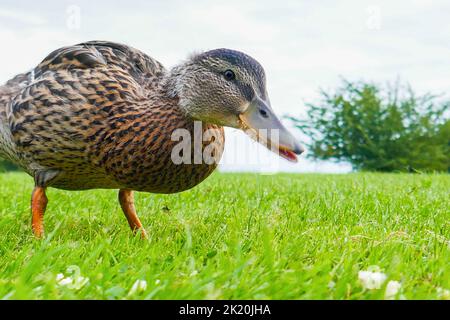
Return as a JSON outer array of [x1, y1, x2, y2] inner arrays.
[[31, 186, 48, 238], [118, 189, 148, 239]]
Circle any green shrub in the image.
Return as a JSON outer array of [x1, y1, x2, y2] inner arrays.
[[290, 79, 450, 172], [0, 158, 18, 172]]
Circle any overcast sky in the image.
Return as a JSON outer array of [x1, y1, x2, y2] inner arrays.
[[0, 0, 448, 173]]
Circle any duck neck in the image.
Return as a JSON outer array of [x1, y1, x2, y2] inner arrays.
[[161, 62, 197, 115], [162, 64, 183, 98]]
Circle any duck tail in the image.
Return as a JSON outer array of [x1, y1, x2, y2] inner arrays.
[[0, 70, 32, 117], [0, 70, 32, 160]]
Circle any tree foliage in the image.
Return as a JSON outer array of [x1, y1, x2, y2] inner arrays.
[[290, 80, 450, 172], [0, 158, 18, 172]]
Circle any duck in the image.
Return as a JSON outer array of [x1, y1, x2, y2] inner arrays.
[[0, 41, 304, 238]]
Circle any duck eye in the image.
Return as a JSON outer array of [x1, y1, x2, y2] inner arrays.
[[259, 108, 269, 118], [223, 70, 235, 81]]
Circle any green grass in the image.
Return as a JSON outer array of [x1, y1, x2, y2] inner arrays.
[[0, 172, 448, 300]]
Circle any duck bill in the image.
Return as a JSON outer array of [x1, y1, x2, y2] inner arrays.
[[238, 97, 304, 162]]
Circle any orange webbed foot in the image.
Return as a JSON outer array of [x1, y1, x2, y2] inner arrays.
[[118, 189, 148, 239], [31, 186, 48, 238]]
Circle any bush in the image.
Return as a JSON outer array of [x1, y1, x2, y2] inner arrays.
[[290, 79, 450, 172], [0, 158, 18, 172]]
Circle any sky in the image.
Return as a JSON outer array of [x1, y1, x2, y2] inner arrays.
[[0, 0, 448, 173]]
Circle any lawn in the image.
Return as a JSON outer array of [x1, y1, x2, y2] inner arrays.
[[0, 172, 448, 299]]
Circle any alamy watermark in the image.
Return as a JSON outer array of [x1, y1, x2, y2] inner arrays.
[[66, 5, 81, 30], [366, 5, 382, 30], [170, 121, 285, 172]]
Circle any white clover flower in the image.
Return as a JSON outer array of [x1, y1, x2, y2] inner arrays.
[[327, 281, 336, 289], [56, 266, 89, 290], [56, 273, 65, 282], [190, 270, 198, 277], [57, 276, 73, 286], [384, 280, 402, 299], [128, 279, 147, 295], [358, 266, 387, 290], [437, 287, 450, 300]]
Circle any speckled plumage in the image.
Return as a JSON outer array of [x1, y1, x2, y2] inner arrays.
[[0, 41, 224, 193]]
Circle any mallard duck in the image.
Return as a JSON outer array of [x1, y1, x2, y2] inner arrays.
[[0, 41, 303, 238]]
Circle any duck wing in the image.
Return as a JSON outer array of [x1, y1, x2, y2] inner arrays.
[[36, 41, 165, 83]]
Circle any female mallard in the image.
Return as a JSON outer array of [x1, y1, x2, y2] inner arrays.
[[0, 41, 303, 238]]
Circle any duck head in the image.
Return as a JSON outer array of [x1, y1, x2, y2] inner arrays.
[[165, 48, 304, 162]]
